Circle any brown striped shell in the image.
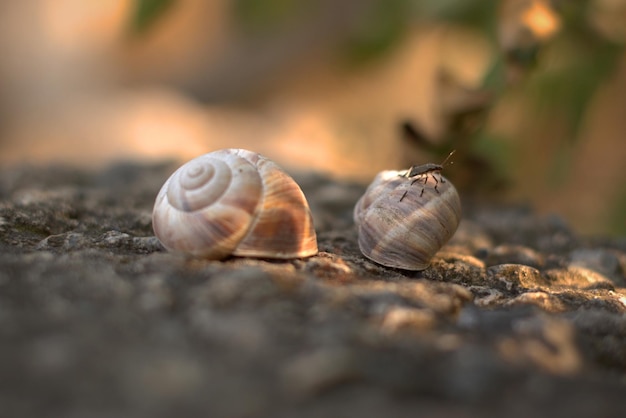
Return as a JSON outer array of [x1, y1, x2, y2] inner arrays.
[[353, 167, 461, 270], [152, 149, 318, 259]]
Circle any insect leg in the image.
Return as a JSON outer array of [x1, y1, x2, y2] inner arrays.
[[423, 173, 437, 193]]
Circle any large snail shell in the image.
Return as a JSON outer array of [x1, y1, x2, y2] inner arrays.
[[152, 149, 318, 259], [353, 168, 461, 270]]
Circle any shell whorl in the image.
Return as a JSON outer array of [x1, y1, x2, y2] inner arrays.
[[152, 149, 318, 259], [353, 169, 461, 270]]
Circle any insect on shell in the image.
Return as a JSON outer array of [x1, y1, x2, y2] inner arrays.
[[353, 164, 461, 270], [152, 149, 318, 260]]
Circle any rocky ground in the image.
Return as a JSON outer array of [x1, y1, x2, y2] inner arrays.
[[0, 161, 625, 418]]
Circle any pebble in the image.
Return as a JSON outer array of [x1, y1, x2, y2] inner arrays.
[[569, 249, 623, 285], [36, 232, 89, 251], [505, 291, 567, 312], [435, 252, 486, 270], [304, 253, 354, 281], [544, 266, 615, 290], [485, 244, 544, 269], [469, 286, 505, 307], [486, 264, 546, 291], [132, 236, 164, 253], [101, 230, 132, 246]]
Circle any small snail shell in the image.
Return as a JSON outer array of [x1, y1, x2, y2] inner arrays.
[[353, 165, 461, 270], [152, 149, 318, 259]]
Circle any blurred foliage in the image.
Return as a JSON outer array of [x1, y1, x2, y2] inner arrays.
[[128, 0, 624, 155], [233, 0, 412, 64], [412, 0, 623, 195], [128, 0, 175, 35], [339, 0, 411, 64], [128, 0, 624, 232], [128, 0, 624, 162], [234, 0, 307, 34], [413, 0, 500, 31], [528, 7, 622, 140]]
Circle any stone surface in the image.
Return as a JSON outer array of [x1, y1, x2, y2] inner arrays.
[[0, 162, 625, 418]]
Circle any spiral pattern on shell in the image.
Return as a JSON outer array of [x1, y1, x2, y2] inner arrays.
[[152, 149, 318, 259], [353, 168, 461, 270]]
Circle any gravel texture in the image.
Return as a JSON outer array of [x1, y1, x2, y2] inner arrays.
[[1, 162, 625, 418]]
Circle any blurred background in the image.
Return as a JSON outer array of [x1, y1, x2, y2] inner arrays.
[[0, 0, 624, 235]]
